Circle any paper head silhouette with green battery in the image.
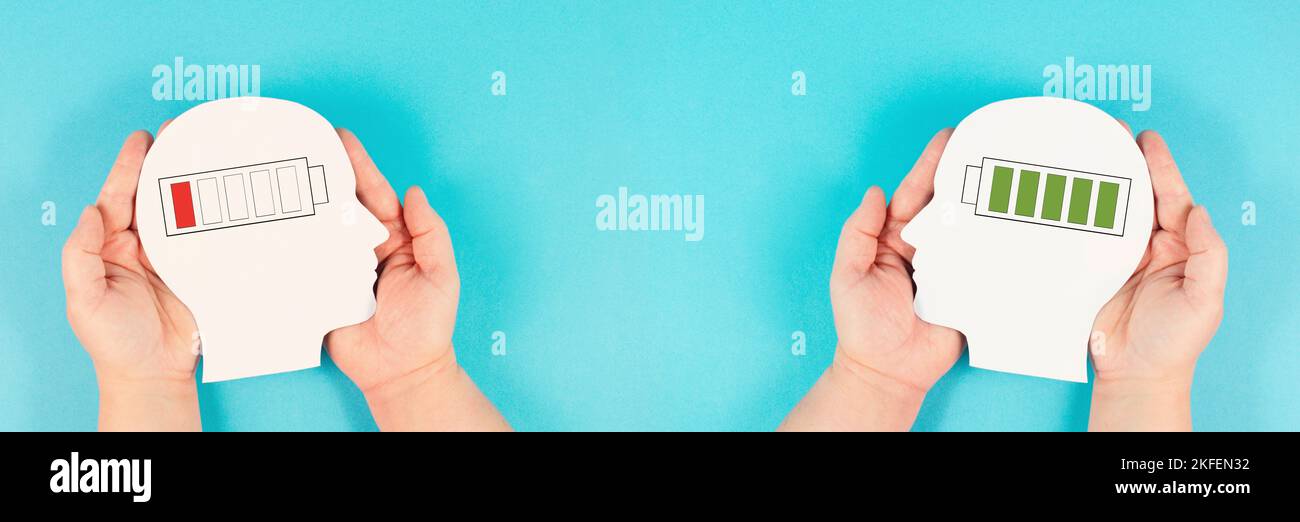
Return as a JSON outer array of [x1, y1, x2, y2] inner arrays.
[[135, 97, 389, 382], [902, 97, 1154, 382]]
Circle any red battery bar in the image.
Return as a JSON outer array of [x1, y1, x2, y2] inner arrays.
[[170, 181, 197, 229]]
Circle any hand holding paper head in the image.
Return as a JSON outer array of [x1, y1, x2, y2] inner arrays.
[[65, 103, 507, 430], [784, 100, 1224, 431], [780, 130, 966, 432], [1088, 130, 1228, 431], [902, 97, 1155, 382], [62, 129, 202, 431], [63, 94, 1219, 432], [324, 130, 510, 431], [135, 98, 389, 382]]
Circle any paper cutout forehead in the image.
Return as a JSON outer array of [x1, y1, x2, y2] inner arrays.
[[902, 97, 1154, 382], [136, 97, 389, 382]]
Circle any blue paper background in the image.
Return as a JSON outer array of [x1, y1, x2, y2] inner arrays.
[[2, 1, 1296, 431]]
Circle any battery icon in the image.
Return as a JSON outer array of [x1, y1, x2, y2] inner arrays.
[[158, 157, 330, 237], [960, 157, 1131, 236]]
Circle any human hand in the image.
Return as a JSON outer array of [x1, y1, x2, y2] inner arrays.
[[830, 129, 966, 398], [1089, 130, 1228, 431], [781, 129, 964, 431], [324, 130, 508, 431], [62, 129, 201, 431]]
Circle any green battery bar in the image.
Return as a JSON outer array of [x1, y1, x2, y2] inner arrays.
[[961, 157, 1130, 236]]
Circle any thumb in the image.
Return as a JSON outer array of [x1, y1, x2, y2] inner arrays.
[[403, 186, 458, 281], [831, 186, 887, 289], [1182, 205, 1228, 304], [62, 206, 108, 309]]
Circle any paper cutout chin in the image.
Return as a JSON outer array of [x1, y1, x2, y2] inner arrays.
[[901, 97, 1154, 382], [136, 97, 389, 382]]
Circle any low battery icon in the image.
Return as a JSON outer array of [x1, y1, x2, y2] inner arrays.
[[158, 157, 330, 237], [960, 157, 1131, 236]]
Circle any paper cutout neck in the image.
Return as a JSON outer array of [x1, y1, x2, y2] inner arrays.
[[901, 97, 1154, 382], [136, 97, 389, 382]]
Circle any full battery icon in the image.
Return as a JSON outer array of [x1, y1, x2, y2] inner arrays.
[[158, 157, 330, 237], [960, 157, 1131, 236]]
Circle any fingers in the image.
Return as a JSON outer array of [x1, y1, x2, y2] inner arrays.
[[337, 128, 402, 223], [1138, 131, 1194, 235], [889, 128, 953, 222], [97, 131, 153, 234], [403, 186, 458, 280], [1182, 205, 1228, 304], [62, 206, 108, 308], [157, 118, 174, 136], [831, 186, 887, 288]]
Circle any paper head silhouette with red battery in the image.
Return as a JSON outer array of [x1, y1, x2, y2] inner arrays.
[[901, 97, 1154, 382], [136, 97, 389, 382]]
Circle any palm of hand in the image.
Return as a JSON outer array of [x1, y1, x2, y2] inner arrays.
[[63, 131, 198, 384], [829, 130, 965, 394], [80, 228, 198, 381], [1093, 228, 1221, 381], [833, 218, 963, 392], [1090, 131, 1227, 384], [326, 233, 458, 392], [323, 130, 461, 394]]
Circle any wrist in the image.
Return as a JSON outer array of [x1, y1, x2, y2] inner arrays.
[[361, 352, 460, 430], [1090, 372, 1194, 431], [828, 349, 928, 429], [834, 350, 928, 406], [95, 370, 200, 432], [361, 353, 457, 412], [358, 348, 511, 431]]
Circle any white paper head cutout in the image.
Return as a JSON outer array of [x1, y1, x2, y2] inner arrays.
[[136, 97, 389, 382], [902, 97, 1154, 382]]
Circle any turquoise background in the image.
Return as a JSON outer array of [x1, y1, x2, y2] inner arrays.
[[2, 1, 1297, 431]]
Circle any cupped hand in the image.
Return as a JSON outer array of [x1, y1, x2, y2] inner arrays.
[[63, 130, 199, 386], [1090, 131, 1228, 387], [830, 129, 965, 396], [324, 130, 460, 396], [63, 127, 201, 431]]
